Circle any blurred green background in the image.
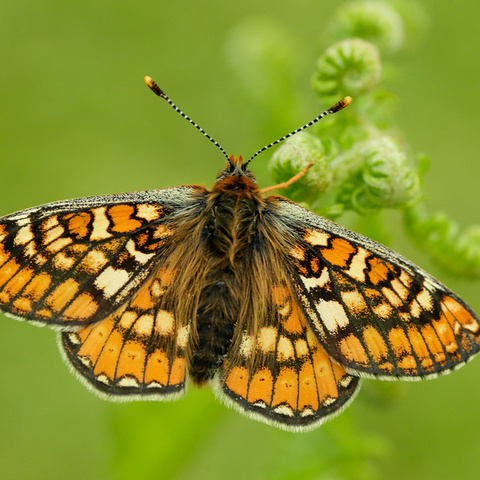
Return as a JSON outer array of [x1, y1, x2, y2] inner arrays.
[[1, 1, 479, 479]]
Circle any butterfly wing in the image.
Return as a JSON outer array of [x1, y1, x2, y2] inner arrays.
[[0, 187, 206, 398], [61, 264, 188, 398], [0, 187, 199, 327], [278, 198, 480, 379], [216, 281, 359, 431]]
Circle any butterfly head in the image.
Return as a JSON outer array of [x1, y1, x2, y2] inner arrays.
[[213, 155, 258, 193]]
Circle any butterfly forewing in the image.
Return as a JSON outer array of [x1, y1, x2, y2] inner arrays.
[[278, 198, 480, 379], [0, 188, 198, 327]]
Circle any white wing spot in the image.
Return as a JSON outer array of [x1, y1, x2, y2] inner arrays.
[[177, 325, 190, 348], [126, 239, 155, 264], [373, 302, 393, 319], [416, 288, 433, 311], [289, 246, 305, 260], [78, 356, 92, 367], [42, 216, 60, 230], [273, 405, 294, 417], [257, 327, 278, 353], [24, 242, 37, 258], [410, 300, 422, 318], [81, 250, 108, 273], [304, 230, 330, 246], [342, 290, 368, 314], [96, 375, 110, 385], [299, 269, 330, 291], [14, 225, 34, 246], [277, 336, 295, 361], [317, 300, 350, 333], [53, 251, 76, 270], [344, 247, 369, 282], [46, 237, 73, 253], [155, 310, 175, 335], [68, 333, 81, 345], [382, 287, 403, 307], [239, 333, 254, 356], [136, 204, 161, 221], [317, 267, 331, 288], [300, 408, 315, 417], [90, 207, 111, 241], [147, 381, 163, 388], [399, 270, 413, 288], [43, 225, 64, 245], [295, 339, 309, 357], [118, 377, 140, 388], [338, 376, 353, 388], [94, 266, 131, 298], [391, 278, 409, 301], [134, 314, 155, 336]]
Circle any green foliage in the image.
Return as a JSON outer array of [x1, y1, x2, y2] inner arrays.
[[404, 205, 480, 278], [269, 132, 334, 203], [267, 0, 480, 278]]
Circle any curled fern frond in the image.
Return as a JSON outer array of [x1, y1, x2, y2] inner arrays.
[[312, 38, 382, 103], [329, 136, 420, 214], [269, 132, 334, 203], [355, 136, 420, 211]]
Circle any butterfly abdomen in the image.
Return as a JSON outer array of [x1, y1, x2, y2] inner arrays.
[[189, 275, 237, 385]]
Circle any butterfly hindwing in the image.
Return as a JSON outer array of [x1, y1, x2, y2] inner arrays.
[[216, 281, 360, 431], [0, 187, 198, 327], [61, 264, 188, 398], [278, 198, 480, 379]]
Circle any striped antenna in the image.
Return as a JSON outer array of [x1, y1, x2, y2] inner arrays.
[[244, 96, 352, 167], [144, 76, 231, 165]]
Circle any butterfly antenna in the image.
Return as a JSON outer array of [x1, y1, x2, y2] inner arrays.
[[245, 96, 352, 167], [144, 76, 232, 166]]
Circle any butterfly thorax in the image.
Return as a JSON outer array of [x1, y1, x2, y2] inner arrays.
[[212, 155, 259, 194]]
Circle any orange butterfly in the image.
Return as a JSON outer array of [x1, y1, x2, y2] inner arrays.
[[0, 77, 478, 431]]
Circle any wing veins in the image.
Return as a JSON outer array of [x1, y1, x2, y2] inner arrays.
[[326, 267, 379, 368], [390, 265, 456, 369]]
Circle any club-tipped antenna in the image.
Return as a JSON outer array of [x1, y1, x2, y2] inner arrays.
[[144, 76, 231, 166], [244, 96, 352, 167]]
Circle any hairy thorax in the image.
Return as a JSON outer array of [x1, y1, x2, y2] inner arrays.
[[159, 158, 292, 385]]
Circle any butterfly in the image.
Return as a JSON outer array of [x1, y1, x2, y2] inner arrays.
[[0, 76, 478, 432]]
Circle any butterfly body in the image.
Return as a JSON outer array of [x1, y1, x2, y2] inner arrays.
[[1, 153, 479, 431], [164, 155, 293, 386]]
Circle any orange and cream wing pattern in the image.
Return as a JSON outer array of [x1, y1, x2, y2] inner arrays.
[[61, 265, 187, 398], [217, 282, 359, 430], [279, 198, 480, 379], [0, 188, 197, 327]]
